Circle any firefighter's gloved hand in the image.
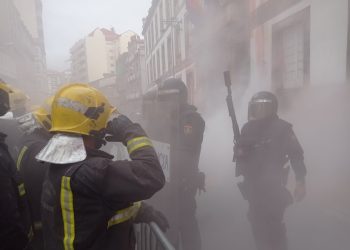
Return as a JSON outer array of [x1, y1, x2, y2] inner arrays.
[[105, 114, 133, 143]]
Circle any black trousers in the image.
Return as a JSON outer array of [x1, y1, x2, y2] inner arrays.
[[178, 188, 201, 250], [248, 200, 287, 250], [242, 180, 293, 250]]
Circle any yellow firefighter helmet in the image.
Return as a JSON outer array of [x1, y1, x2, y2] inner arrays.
[[33, 96, 54, 130], [50, 83, 115, 135]]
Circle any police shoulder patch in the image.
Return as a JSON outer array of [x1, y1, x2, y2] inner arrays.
[[184, 124, 193, 135]]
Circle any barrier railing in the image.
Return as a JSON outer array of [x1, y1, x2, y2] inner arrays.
[[134, 222, 175, 250]]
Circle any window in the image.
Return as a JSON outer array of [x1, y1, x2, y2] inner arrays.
[[157, 50, 161, 77], [154, 13, 159, 41], [184, 15, 191, 59], [161, 44, 166, 73], [144, 33, 148, 55], [174, 25, 182, 65], [150, 22, 154, 49], [147, 64, 151, 84], [165, 0, 171, 21], [272, 8, 310, 89], [167, 36, 173, 73], [152, 55, 156, 80], [173, 0, 179, 13], [159, 1, 164, 32], [148, 30, 152, 52]]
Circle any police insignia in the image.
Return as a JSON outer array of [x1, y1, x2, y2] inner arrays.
[[184, 125, 193, 135]]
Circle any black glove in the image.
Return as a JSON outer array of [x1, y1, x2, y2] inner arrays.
[[136, 203, 170, 232], [105, 114, 133, 143]]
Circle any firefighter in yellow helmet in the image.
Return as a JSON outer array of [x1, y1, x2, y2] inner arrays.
[[36, 83, 165, 250], [16, 96, 54, 250], [0, 80, 32, 250]]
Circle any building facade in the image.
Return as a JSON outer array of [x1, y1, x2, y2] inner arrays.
[[115, 35, 147, 117], [250, 0, 349, 90], [0, 0, 38, 99], [47, 70, 71, 95], [70, 28, 136, 83], [143, 0, 198, 104], [14, 0, 47, 95], [142, 0, 251, 107], [190, 0, 250, 109]]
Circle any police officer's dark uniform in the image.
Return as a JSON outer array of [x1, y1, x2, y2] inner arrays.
[[160, 79, 205, 250], [235, 91, 306, 250], [0, 82, 32, 250], [38, 84, 165, 250]]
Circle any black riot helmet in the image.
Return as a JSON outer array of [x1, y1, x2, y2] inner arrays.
[[248, 91, 278, 121], [159, 78, 188, 104]]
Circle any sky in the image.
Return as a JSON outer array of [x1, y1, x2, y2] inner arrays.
[[43, 0, 152, 71]]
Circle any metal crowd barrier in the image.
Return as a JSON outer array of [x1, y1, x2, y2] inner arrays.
[[134, 222, 176, 250]]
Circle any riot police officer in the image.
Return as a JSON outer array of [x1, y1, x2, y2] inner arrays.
[[159, 78, 205, 250], [235, 91, 306, 250], [0, 81, 32, 250]]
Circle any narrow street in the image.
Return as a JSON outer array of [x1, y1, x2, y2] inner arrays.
[[196, 85, 350, 250]]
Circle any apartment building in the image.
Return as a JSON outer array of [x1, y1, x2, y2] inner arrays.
[[70, 28, 136, 83], [0, 0, 37, 97], [14, 0, 47, 94], [115, 35, 147, 117], [47, 70, 71, 95]]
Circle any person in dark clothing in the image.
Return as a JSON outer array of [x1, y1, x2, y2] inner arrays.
[[37, 84, 165, 250], [235, 91, 306, 250], [0, 80, 24, 159], [16, 97, 54, 250], [159, 78, 205, 250], [0, 81, 32, 250]]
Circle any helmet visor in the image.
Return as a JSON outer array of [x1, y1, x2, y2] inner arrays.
[[248, 99, 275, 121]]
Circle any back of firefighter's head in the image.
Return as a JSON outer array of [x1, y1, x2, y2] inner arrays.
[[0, 80, 13, 116], [248, 91, 278, 121], [160, 78, 188, 104], [50, 83, 115, 142]]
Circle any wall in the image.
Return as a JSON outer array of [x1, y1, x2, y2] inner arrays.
[[86, 30, 108, 82], [251, 0, 349, 88], [14, 0, 39, 39], [310, 0, 348, 85]]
